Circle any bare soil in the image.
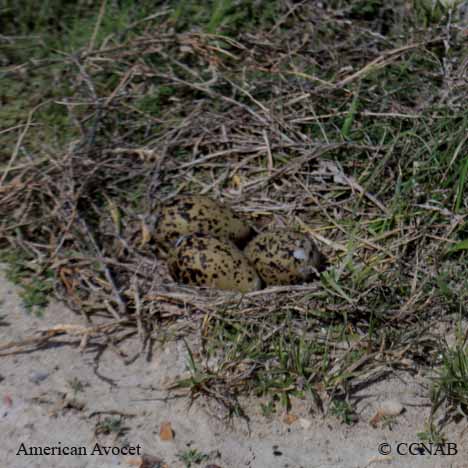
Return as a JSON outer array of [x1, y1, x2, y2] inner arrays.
[[1, 264, 466, 468]]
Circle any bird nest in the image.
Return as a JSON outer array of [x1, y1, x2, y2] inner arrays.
[[1, 1, 466, 415]]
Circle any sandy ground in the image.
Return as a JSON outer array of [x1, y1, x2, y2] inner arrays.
[[1, 263, 466, 468]]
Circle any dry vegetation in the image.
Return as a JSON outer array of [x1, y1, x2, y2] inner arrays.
[[0, 0, 467, 436]]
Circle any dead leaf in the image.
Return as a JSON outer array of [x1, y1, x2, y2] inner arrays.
[[369, 412, 382, 428], [159, 421, 174, 441], [283, 413, 299, 425]]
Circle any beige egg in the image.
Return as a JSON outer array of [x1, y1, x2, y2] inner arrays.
[[168, 233, 262, 293], [244, 230, 322, 286], [154, 195, 253, 249]]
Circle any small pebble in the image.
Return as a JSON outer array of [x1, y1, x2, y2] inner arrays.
[[299, 418, 312, 430], [29, 371, 49, 384], [272, 445, 282, 456], [370, 399, 405, 427], [378, 399, 404, 416]]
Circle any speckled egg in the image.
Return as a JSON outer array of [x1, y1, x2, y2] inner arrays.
[[154, 195, 253, 249], [244, 230, 321, 286], [168, 233, 262, 293]]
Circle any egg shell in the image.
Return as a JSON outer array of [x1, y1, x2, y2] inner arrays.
[[244, 230, 321, 286], [168, 233, 262, 293], [154, 195, 253, 249]]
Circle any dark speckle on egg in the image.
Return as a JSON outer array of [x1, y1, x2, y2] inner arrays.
[[244, 230, 322, 286], [154, 195, 254, 250], [168, 233, 262, 293]]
